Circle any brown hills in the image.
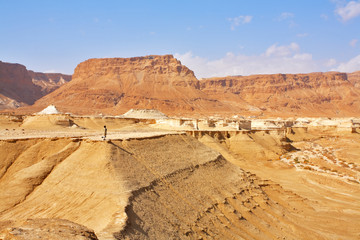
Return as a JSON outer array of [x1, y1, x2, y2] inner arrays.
[[31, 55, 229, 115], [2, 55, 360, 117], [0, 61, 41, 110], [28, 70, 71, 95], [0, 61, 71, 110], [200, 72, 360, 117], [30, 55, 359, 117]]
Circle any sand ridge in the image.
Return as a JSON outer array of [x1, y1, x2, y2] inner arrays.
[[0, 114, 359, 239]]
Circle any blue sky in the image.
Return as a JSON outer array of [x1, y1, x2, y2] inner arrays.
[[1, 0, 360, 78]]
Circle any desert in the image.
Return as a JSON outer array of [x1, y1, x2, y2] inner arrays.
[[1, 1, 360, 238], [0, 54, 359, 239]]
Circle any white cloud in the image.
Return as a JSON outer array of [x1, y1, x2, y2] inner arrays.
[[325, 58, 337, 67], [228, 15, 253, 30], [278, 12, 294, 21], [297, 33, 309, 38], [335, 1, 360, 21], [332, 54, 360, 72], [350, 39, 358, 47], [265, 42, 300, 57], [174, 43, 320, 78], [320, 14, 329, 20]]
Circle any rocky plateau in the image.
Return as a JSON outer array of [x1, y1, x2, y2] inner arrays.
[[1, 55, 358, 117], [0, 55, 359, 239]]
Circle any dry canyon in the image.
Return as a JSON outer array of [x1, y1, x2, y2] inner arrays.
[[0, 55, 359, 239]]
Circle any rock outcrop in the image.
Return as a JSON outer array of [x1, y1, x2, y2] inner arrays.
[[200, 72, 360, 117], [28, 70, 71, 95], [348, 71, 360, 88], [0, 61, 42, 107], [4, 55, 360, 117], [0, 61, 71, 110], [32, 55, 228, 115], [0, 218, 98, 240]]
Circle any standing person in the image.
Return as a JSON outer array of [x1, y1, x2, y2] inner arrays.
[[103, 125, 107, 140]]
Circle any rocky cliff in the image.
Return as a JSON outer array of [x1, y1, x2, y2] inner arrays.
[[28, 70, 71, 95], [0, 61, 42, 108], [200, 72, 360, 117], [348, 71, 360, 88], [0, 61, 71, 110], [33, 55, 228, 115], [5, 55, 360, 117]]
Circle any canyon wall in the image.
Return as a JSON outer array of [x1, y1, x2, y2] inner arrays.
[[200, 72, 360, 117], [0, 61, 71, 110], [2, 56, 360, 117]]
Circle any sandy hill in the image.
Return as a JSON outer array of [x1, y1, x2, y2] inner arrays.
[[30, 55, 231, 115], [200, 72, 360, 117], [0, 61, 71, 110], [0, 129, 359, 239], [122, 109, 168, 119]]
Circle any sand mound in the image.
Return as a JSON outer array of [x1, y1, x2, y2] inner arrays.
[[37, 105, 60, 115], [122, 109, 168, 119], [0, 218, 98, 240], [21, 115, 71, 129], [1, 134, 359, 239]]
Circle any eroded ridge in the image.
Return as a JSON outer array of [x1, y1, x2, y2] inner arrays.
[[0, 134, 359, 239]]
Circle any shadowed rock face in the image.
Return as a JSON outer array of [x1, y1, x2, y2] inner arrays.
[[0, 61, 71, 110], [0, 61, 42, 106], [28, 70, 71, 95]]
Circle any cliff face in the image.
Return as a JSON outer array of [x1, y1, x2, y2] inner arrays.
[[0, 61, 71, 110], [0, 61, 42, 106], [347, 71, 360, 88], [34, 55, 227, 115], [200, 72, 360, 117], [6, 55, 360, 117], [28, 71, 71, 95]]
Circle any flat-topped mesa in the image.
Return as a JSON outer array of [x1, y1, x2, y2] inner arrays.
[[72, 55, 199, 88], [33, 55, 227, 115]]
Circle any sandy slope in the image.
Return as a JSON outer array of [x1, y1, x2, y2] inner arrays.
[[199, 128, 360, 239], [0, 116, 359, 239]]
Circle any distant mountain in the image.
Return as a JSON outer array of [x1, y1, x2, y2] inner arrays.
[[32, 55, 231, 115], [200, 72, 360, 117], [0, 61, 71, 110], [28, 70, 71, 95], [347, 71, 360, 89], [4, 56, 360, 117]]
